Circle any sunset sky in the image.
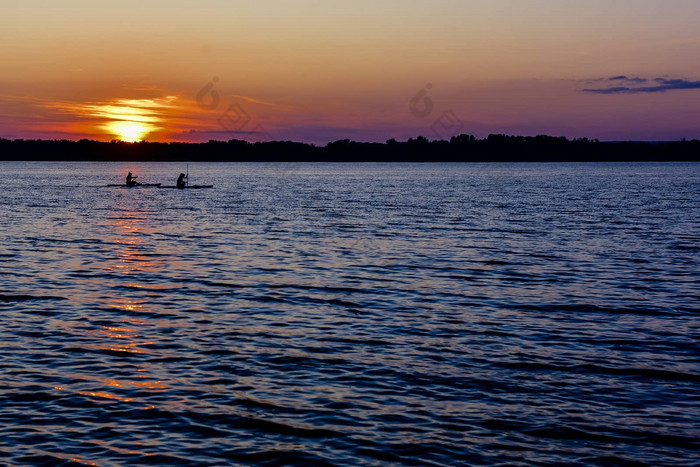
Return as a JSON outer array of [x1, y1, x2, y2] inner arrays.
[[1, 0, 699, 144]]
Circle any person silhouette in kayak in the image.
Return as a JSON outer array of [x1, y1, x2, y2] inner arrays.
[[126, 171, 139, 186], [176, 173, 187, 188]]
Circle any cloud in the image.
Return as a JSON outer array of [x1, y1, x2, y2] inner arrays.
[[583, 76, 700, 94], [608, 75, 649, 84], [179, 129, 264, 135], [227, 95, 293, 110]]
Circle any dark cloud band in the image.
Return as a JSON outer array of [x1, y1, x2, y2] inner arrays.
[[583, 77, 700, 94]]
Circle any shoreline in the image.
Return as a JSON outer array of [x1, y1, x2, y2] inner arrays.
[[1, 136, 699, 162]]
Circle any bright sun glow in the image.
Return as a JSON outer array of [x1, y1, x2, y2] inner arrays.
[[106, 121, 150, 142], [81, 97, 175, 142]]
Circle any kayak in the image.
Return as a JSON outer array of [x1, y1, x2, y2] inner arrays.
[[107, 183, 161, 187], [158, 185, 214, 189]]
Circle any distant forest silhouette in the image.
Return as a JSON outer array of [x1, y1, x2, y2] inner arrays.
[[1, 135, 698, 162]]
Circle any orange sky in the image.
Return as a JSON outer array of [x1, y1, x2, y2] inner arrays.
[[1, 0, 699, 143]]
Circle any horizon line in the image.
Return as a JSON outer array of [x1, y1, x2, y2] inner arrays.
[[2, 135, 699, 146]]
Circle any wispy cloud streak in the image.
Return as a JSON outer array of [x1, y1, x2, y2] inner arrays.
[[583, 76, 700, 94]]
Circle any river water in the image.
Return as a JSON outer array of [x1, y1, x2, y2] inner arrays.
[[0, 162, 698, 466]]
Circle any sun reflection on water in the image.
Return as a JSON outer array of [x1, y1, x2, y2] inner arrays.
[[86, 323, 153, 355], [55, 210, 172, 408]]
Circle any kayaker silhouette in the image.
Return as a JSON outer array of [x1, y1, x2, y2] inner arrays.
[[176, 173, 188, 188], [126, 171, 139, 186]]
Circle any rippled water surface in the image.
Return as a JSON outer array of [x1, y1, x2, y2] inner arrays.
[[1, 162, 698, 466]]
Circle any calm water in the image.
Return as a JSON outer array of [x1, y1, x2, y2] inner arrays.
[[0, 162, 698, 466]]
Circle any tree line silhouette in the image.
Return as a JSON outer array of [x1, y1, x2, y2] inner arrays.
[[0, 135, 697, 162]]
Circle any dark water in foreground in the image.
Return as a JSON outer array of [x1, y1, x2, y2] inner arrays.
[[0, 162, 698, 466]]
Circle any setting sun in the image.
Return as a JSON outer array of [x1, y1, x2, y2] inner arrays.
[[105, 121, 149, 142], [36, 96, 178, 142]]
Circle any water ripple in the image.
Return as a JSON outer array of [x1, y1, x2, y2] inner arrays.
[[0, 162, 698, 465]]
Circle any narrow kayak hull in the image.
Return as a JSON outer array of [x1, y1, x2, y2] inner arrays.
[[107, 183, 161, 187], [158, 185, 214, 189]]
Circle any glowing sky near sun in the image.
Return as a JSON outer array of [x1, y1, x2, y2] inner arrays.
[[0, 0, 698, 143]]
